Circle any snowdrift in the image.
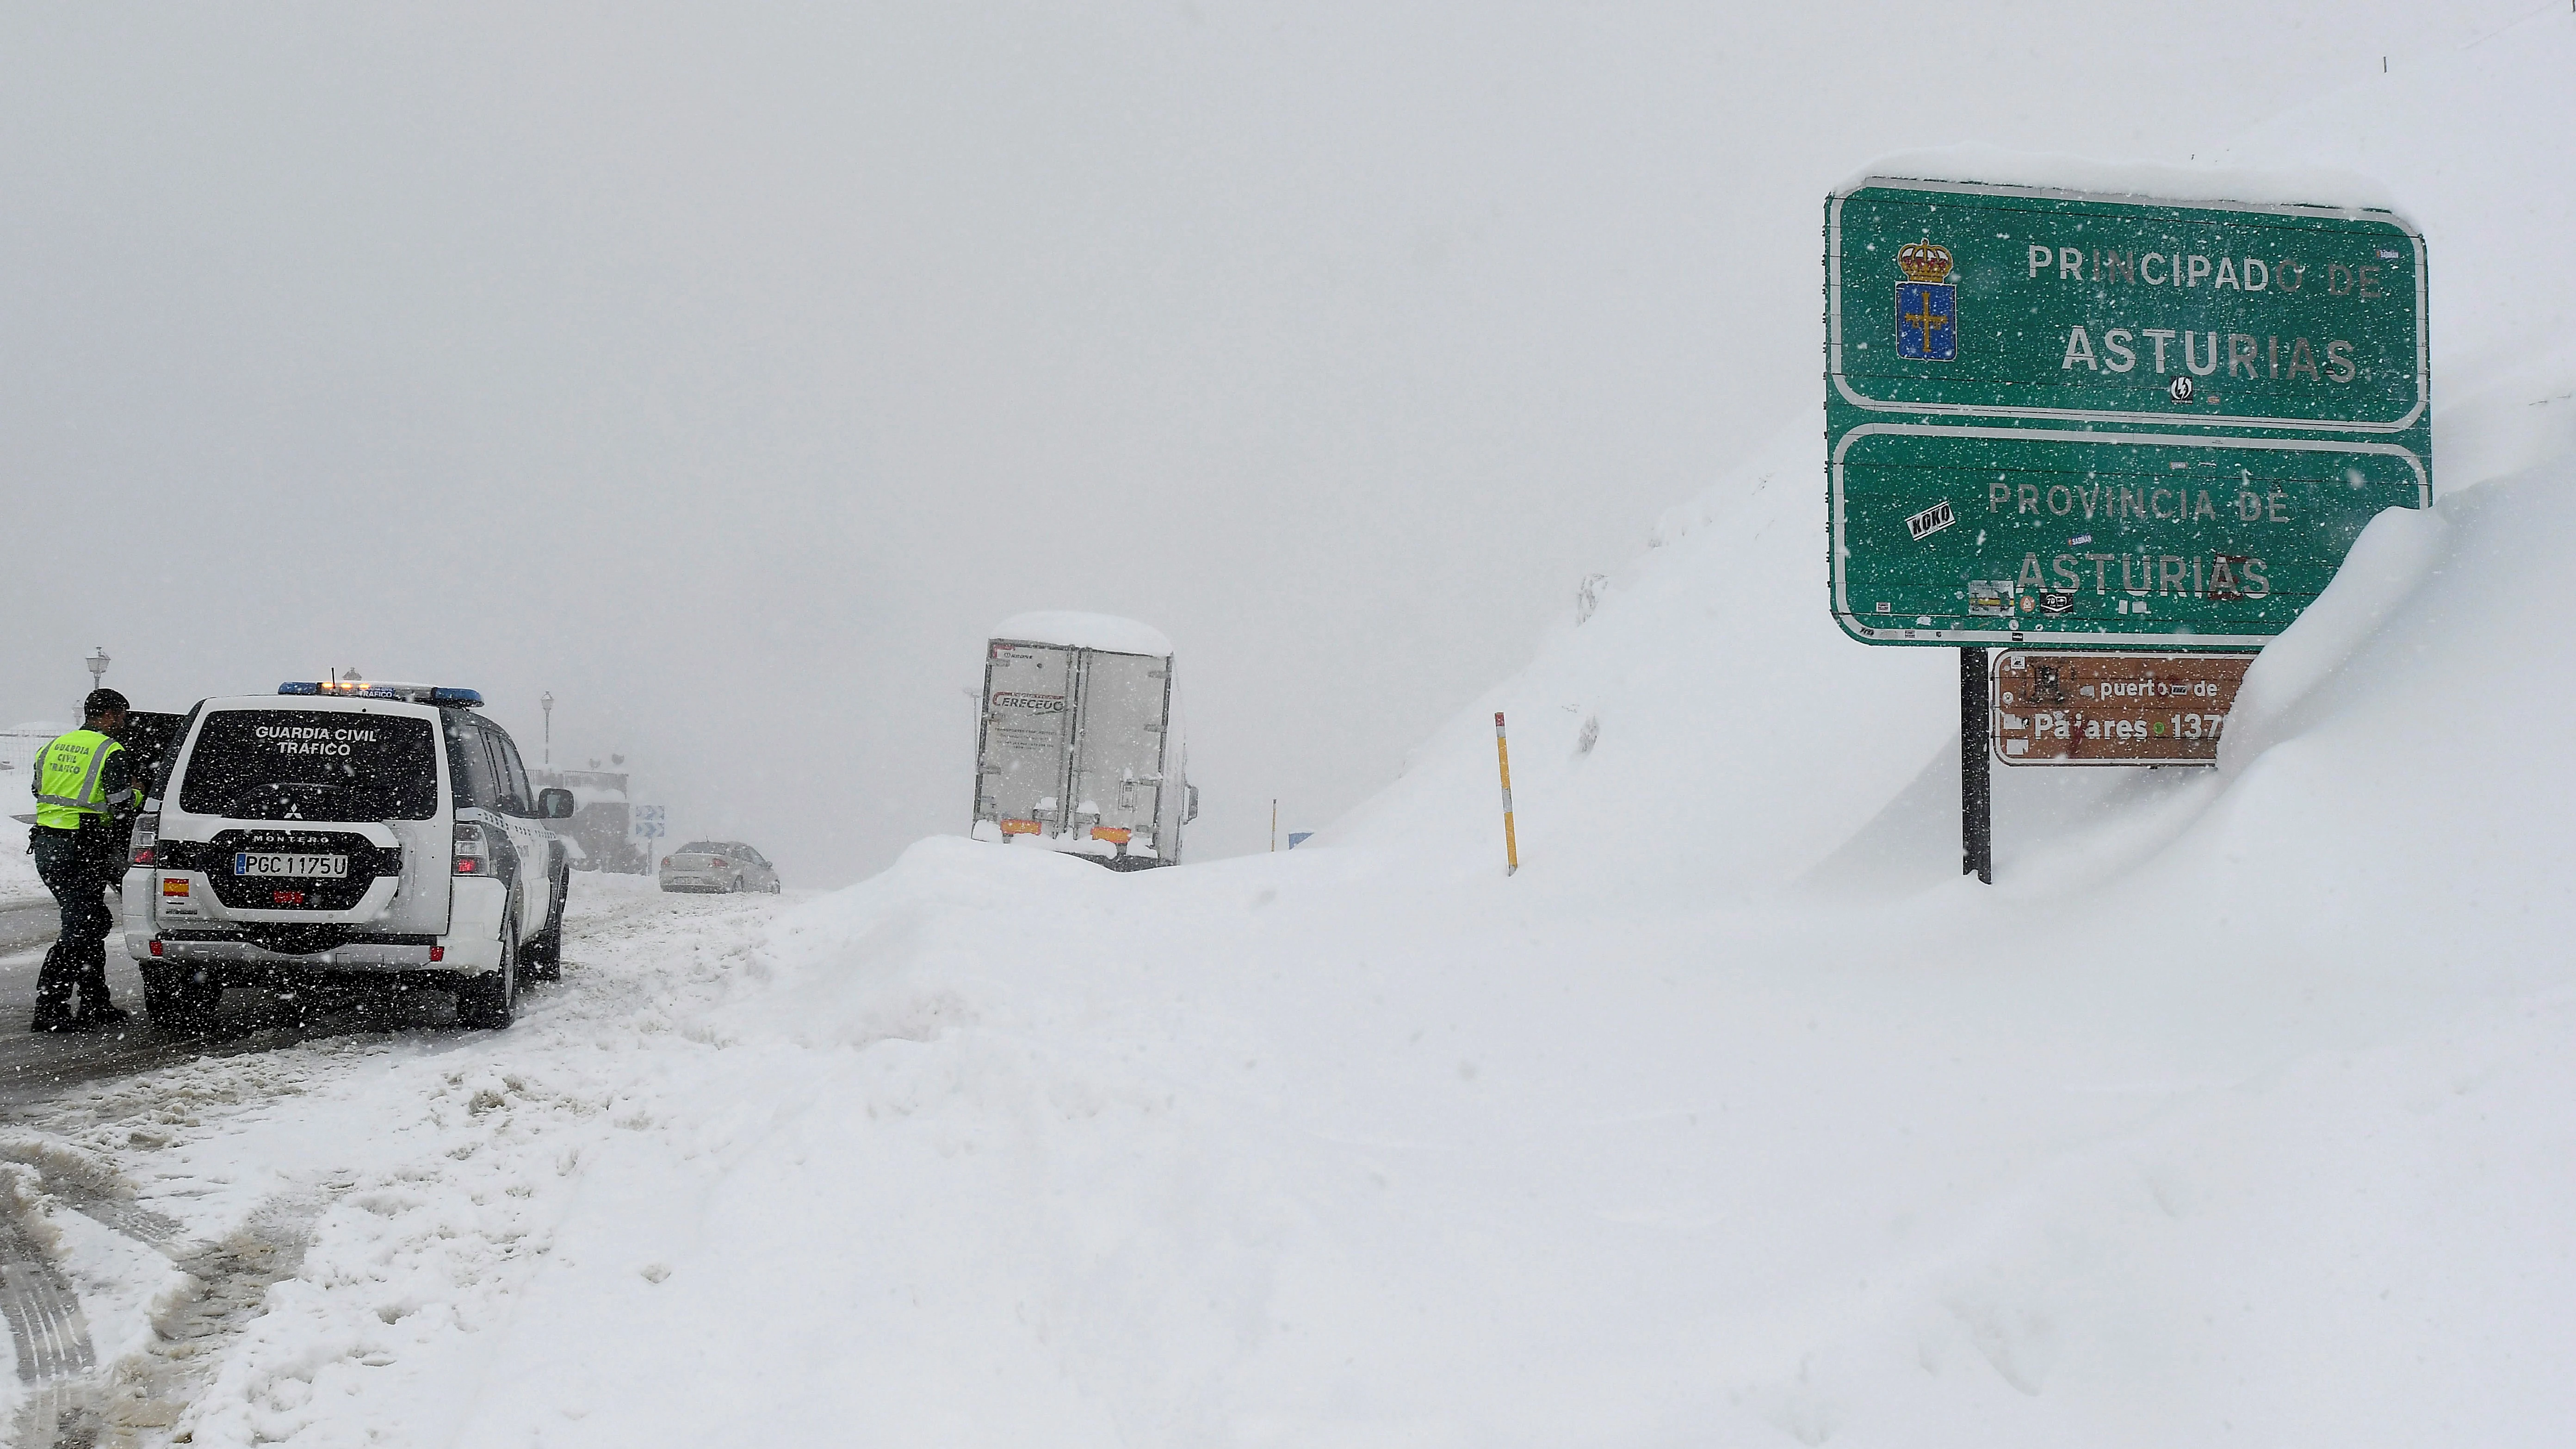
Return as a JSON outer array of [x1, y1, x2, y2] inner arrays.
[[134, 412, 2576, 1443]]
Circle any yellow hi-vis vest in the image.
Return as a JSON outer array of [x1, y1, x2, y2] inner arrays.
[[33, 729, 131, 830]]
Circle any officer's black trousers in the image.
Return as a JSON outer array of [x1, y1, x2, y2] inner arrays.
[[32, 828, 119, 1025]]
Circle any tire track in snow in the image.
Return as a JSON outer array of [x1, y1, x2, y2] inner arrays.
[[86, 1194, 322, 1446], [0, 880, 772, 1443], [1, 1169, 323, 1448], [1, 1170, 99, 1449], [0, 1143, 314, 1446]]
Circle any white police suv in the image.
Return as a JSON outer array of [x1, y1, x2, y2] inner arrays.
[[123, 681, 574, 1030]]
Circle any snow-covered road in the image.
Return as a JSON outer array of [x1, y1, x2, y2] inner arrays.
[[0, 875, 789, 1445]]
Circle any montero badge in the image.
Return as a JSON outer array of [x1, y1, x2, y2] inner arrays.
[[1825, 175, 2429, 648]]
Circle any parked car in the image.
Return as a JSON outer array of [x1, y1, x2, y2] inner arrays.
[[123, 680, 575, 1030], [658, 841, 780, 894]]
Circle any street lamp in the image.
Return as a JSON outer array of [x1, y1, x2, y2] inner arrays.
[[87, 647, 110, 691], [540, 692, 554, 768]]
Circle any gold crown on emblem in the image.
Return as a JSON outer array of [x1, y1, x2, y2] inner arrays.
[[1897, 241, 1953, 283]]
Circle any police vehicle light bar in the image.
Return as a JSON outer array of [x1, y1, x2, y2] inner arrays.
[[278, 681, 485, 706]]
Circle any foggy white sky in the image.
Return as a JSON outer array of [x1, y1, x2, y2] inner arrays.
[[0, 2, 2529, 881]]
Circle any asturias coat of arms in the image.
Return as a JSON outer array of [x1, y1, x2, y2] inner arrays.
[[1894, 240, 1957, 361]]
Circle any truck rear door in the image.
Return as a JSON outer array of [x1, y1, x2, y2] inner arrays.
[[1070, 650, 1169, 848], [977, 642, 1075, 836]]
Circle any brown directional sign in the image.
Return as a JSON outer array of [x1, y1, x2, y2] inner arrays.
[[1992, 651, 2251, 765]]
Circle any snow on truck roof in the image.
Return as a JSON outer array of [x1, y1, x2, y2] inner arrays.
[[991, 612, 1173, 656]]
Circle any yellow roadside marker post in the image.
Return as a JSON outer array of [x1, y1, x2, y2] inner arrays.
[[1493, 712, 1519, 876]]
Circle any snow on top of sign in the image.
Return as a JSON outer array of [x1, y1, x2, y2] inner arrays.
[[991, 611, 1173, 656], [1840, 145, 2403, 218]]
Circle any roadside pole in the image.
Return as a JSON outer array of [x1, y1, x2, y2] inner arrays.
[[1270, 799, 1277, 853], [1494, 712, 1519, 877], [1959, 649, 1990, 884]]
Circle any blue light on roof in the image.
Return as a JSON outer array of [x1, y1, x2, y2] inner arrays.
[[276, 681, 482, 706]]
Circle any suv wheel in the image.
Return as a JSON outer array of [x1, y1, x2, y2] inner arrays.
[[522, 868, 568, 982], [457, 902, 518, 1030]]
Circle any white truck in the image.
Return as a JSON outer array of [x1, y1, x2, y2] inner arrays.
[[971, 613, 1196, 870]]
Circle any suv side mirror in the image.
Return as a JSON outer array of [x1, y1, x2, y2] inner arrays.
[[538, 787, 577, 820]]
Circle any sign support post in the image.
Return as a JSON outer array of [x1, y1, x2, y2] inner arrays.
[[1493, 712, 1519, 877], [1959, 648, 1991, 883], [632, 805, 666, 877]]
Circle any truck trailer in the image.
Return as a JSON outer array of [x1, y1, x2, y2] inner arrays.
[[972, 612, 1196, 869], [533, 768, 649, 873]]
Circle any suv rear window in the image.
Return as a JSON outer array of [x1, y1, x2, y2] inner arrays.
[[178, 710, 441, 822]]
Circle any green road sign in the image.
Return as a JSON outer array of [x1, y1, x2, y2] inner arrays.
[[1836, 426, 2425, 645], [1826, 177, 2429, 648]]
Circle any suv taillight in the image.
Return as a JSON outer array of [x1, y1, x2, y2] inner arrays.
[[130, 813, 159, 867], [453, 822, 488, 875], [707, 857, 728, 869]]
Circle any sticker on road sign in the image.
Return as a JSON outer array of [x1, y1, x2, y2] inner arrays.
[[1906, 500, 1956, 542]]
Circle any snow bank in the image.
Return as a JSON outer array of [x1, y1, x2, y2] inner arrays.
[[1326, 414, 1955, 898], [990, 611, 1174, 657], [35, 436, 2576, 1441]]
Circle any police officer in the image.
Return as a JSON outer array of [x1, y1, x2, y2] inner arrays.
[[28, 688, 142, 1031]]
